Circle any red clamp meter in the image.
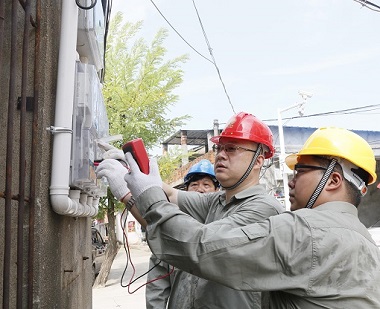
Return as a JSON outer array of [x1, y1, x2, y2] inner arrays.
[[122, 138, 149, 174]]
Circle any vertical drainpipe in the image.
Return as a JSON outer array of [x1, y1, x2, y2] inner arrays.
[[49, 0, 79, 215]]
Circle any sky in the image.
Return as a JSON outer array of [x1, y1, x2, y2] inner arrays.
[[110, 0, 380, 142]]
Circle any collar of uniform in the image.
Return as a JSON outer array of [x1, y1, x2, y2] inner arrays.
[[313, 201, 358, 216], [230, 184, 267, 202]]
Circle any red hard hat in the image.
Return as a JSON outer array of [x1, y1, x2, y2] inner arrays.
[[210, 112, 275, 158]]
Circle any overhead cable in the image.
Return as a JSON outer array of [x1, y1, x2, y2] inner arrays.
[[263, 104, 380, 122], [76, 0, 97, 10], [101, 0, 113, 83], [192, 0, 236, 114], [353, 0, 380, 12], [149, 0, 236, 114], [149, 0, 213, 63]]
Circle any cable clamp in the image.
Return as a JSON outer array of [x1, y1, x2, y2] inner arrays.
[[46, 126, 73, 135]]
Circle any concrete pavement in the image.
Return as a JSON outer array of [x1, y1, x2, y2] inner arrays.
[[93, 243, 152, 309]]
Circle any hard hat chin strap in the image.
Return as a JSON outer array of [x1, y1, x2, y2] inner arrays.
[[305, 158, 337, 209], [223, 144, 262, 191]]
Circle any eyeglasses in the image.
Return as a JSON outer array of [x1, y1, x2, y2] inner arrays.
[[293, 164, 327, 179], [212, 143, 257, 155]]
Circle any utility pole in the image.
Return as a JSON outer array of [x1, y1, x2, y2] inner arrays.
[[278, 91, 312, 210]]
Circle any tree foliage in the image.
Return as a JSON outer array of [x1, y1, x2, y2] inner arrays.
[[103, 12, 190, 150], [157, 146, 183, 181]]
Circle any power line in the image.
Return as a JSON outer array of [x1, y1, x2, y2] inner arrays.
[[101, 0, 113, 83], [192, 0, 236, 114], [148, 0, 213, 63], [263, 104, 380, 122], [353, 0, 380, 12], [149, 0, 236, 114]]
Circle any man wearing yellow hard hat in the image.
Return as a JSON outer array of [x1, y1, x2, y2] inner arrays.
[[285, 126, 377, 209], [121, 126, 380, 308]]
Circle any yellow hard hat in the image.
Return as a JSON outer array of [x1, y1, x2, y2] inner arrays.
[[286, 127, 377, 184]]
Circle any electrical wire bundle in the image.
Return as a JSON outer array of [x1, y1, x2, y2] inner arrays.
[[119, 206, 174, 294]]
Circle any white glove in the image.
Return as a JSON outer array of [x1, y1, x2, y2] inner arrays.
[[123, 152, 162, 199], [97, 140, 126, 162], [96, 159, 130, 201]]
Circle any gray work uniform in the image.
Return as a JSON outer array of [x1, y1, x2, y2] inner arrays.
[[145, 255, 172, 309], [145, 185, 284, 309], [138, 187, 380, 309]]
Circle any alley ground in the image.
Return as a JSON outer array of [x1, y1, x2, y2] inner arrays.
[[93, 243, 151, 309]]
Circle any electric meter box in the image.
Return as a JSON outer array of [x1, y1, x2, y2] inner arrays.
[[71, 61, 109, 196], [77, 0, 105, 72]]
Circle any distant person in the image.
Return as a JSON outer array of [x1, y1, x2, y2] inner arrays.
[[183, 159, 220, 193], [122, 126, 380, 308]]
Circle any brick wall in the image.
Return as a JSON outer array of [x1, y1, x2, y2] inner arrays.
[[167, 151, 216, 188]]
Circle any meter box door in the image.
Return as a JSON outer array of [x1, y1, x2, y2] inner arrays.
[[71, 62, 109, 196]]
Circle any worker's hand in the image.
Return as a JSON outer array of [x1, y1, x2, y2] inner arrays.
[[96, 159, 130, 201], [123, 152, 162, 199], [97, 141, 126, 162]]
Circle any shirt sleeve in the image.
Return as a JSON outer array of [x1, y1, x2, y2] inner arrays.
[[177, 190, 215, 223], [137, 187, 312, 294]]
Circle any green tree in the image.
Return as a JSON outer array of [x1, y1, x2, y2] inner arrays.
[[103, 12, 189, 150], [158, 146, 183, 182], [93, 13, 189, 288]]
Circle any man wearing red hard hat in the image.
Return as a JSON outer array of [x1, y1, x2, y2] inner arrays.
[[154, 112, 284, 309]]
